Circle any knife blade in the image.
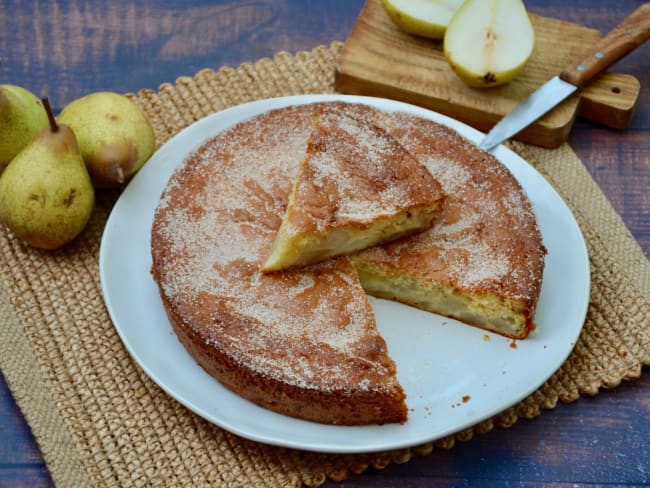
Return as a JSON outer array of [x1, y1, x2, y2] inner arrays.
[[479, 3, 650, 152]]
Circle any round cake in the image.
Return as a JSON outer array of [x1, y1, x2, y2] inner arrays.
[[150, 101, 545, 425]]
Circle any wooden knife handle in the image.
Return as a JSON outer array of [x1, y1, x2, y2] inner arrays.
[[560, 3, 650, 88]]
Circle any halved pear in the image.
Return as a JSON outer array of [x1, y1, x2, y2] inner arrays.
[[443, 0, 534, 88], [381, 0, 464, 39]]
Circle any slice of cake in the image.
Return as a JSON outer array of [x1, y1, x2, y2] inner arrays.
[[348, 110, 546, 339], [261, 110, 444, 272]]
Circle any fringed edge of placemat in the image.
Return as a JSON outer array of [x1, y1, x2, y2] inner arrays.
[[0, 271, 93, 487], [0, 42, 648, 488]]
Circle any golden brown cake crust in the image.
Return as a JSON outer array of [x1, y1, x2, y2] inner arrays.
[[262, 109, 445, 271], [155, 271, 407, 425], [343, 105, 546, 338], [151, 103, 408, 425], [151, 101, 545, 426], [285, 110, 443, 233]]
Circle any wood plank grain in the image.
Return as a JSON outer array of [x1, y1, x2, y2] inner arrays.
[[0, 0, 364, 109], [323, 370, 650, 486], [577, 73, 640, 129], [559, 3, 650, 88], [0, 374, 53, 486], [0, 375, 47, 464], [0, 468, 53, 488]]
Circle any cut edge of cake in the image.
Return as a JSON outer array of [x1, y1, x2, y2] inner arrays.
[[154, 261, 410, 425], [352, 256, 541, 339], [261, 110, 445, 272]]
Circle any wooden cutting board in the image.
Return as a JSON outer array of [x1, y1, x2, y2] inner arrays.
[[335, 0, 641, 148]]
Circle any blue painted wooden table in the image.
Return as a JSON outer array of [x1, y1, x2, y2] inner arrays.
[[1, 1, 649, 486]]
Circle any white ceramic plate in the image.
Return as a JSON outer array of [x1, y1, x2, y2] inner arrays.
[[99, 94, 590, 454]]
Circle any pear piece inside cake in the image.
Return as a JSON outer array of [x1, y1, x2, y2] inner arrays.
[[262, 110, 445, 272]]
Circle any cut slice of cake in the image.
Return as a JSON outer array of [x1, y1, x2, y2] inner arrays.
[[348, 110, 546, 339], [261, 110, 445, 272]]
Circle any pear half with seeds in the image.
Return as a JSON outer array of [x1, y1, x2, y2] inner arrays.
[[58, 92, 156, 187], [381, 0, 464, 39], [444, 0, 534, 88]]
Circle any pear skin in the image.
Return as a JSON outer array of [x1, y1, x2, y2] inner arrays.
[[0, 85, 49, 172], [0, 111, 95, 250], [58, 92, 156, 187]]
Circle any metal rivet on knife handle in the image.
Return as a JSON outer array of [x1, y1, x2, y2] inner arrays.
[[559, 3, 650, 88]]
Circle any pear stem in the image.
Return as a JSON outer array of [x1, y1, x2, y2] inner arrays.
[[42, 97, 59, 133]]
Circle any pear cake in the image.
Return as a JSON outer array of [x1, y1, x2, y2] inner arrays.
[[150, 101, 545, 426], [262, 110, 444, 272], [346, 106, 546, 339]]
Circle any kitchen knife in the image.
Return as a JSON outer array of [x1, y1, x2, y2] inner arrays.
[[479, 3, 650, 152]]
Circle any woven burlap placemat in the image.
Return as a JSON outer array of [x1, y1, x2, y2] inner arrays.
[[1, 43, 649, 488]]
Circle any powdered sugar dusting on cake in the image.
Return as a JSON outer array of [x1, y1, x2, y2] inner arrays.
[[354, 109, 544, 300], [151, 101, 544, 399], [287, 110, 441, 230], [152, 104, 398, 391], [424, 157, 472, 194]]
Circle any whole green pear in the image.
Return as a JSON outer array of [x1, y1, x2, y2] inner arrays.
[[0, 99, 95, 250], [0, 85, 50, 172], [58, 91, 156, 187]]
